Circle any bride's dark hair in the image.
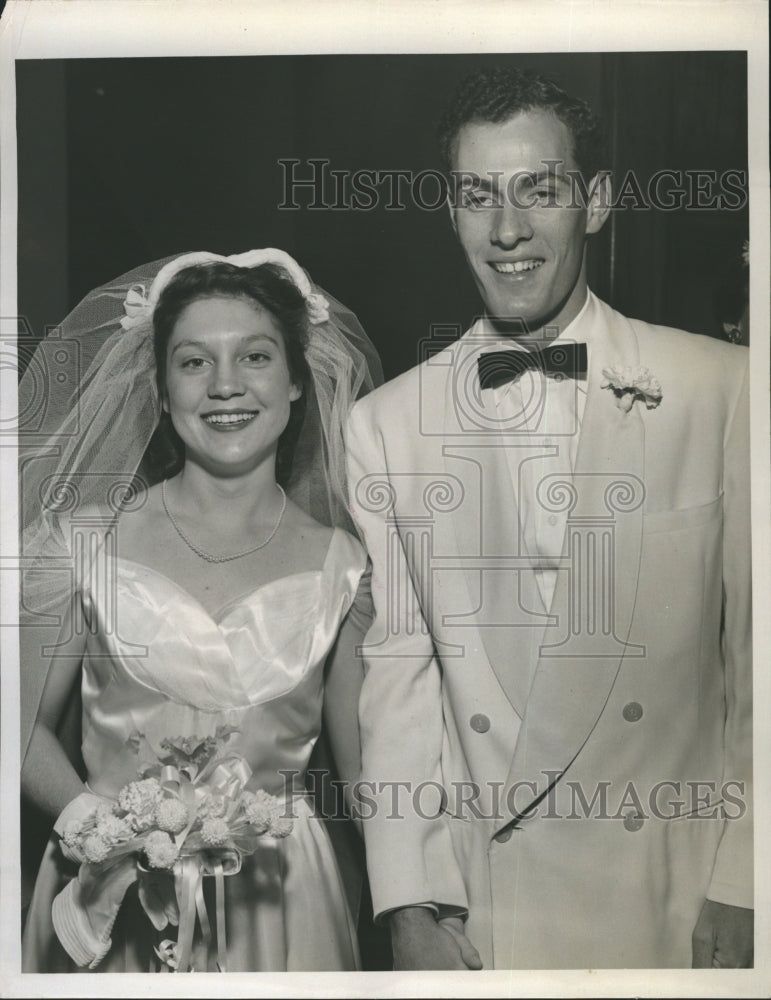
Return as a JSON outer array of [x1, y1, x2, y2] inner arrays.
[[143, 261, 312, 485]]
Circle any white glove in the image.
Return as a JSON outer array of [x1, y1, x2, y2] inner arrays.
[[51, 791, 137, 968], [138, 868, 179, 931], [54, 791, 113, 864], [52, 855, 138, 968]]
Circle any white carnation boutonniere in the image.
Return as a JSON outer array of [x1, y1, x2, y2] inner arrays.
[[601, 365, 663, 413]]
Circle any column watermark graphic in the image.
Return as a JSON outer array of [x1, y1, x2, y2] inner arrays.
[[354, 321, 648, 660], [10, 319, 151, 660]]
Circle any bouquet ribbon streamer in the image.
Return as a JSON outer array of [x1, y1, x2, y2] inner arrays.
[[157, 756, 252, 973]]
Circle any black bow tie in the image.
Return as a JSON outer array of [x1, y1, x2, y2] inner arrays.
[[478, 342, 588, 390]]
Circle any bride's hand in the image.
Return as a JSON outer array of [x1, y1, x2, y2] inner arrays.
[[54, 790, 115, 864]]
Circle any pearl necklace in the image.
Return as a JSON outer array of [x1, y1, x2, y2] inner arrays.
[[161, 479, 287, 563]]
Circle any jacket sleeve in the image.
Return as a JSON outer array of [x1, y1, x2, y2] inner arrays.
[[345, 397, 469, 922], [706, 358, 753, 909]]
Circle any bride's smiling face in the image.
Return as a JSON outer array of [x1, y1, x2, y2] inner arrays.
[[163, 296, 302, 477]]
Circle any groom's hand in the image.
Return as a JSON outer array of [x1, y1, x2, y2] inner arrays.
[[389, 906, 483, 970], [692, 899, 754, 967]]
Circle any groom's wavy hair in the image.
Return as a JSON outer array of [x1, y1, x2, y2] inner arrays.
[[144, 261, 311, 487], [437, 66, 606, 181]]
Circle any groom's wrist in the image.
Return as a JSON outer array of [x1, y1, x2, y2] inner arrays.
[[388, 904, 439, 930]]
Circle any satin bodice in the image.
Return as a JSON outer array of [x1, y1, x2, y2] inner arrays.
[[77, 528, 367, 799]]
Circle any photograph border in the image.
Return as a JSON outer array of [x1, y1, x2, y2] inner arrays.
[[1, 2, 768, 997]]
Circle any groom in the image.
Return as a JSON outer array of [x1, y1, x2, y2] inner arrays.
[[346, 67, 752, 969]]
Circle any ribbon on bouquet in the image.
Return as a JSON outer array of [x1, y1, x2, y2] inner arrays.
[[154, 755, 253, 973], [166, 851, 237, 973]]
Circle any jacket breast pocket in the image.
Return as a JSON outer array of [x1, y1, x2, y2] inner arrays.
[[642, 494, 723, 535]]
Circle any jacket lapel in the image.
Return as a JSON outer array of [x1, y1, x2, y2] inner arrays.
[[499, 296, 647, 822]]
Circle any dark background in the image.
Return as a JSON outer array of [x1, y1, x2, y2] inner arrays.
[[17, 52, 748, 381]]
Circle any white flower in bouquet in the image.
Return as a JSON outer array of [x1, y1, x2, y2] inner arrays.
[[241, 789, 293, 839], [82, 833, 111, 864], [269, 815, 293, 839], [196, 790, 228, 820], [61, 819, 84, 847], [241, 789, 274, 834], [144, 830, 180, 870], [201, 817, 230, 847], [154, 798, 189, 834], [118, 777, 164, 831], [95, 806, 133, 845]]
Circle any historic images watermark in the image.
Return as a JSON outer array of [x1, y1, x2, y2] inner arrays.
[[284, 770, 748, 823], [278, 159, 748, 212]]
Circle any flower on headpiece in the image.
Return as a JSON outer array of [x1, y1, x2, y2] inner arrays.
[[306, 291, 330, 325], [601, 365, 662, 413], [120, 284, 151, 330]]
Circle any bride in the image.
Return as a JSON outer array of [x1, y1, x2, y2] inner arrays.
[[19, 250, 381, 972]]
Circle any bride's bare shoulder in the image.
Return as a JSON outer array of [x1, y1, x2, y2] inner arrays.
[[282, 498, 336, 555], [110, 483, 167, 548]]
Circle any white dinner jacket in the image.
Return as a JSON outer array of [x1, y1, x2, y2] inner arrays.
[[346, 292, 751, 967]]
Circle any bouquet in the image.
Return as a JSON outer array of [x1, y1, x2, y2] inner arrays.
[[54, 726, 293, 972]]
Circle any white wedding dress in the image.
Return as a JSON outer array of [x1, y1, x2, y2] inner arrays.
[[22, 527, 367, 973]]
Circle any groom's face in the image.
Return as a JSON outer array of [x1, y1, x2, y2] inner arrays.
[[449, 109, 608, 336]]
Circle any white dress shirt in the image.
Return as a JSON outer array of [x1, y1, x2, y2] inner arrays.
[[477, 291, 594, 609]]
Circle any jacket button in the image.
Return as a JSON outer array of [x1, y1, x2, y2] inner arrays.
[[494, 827, 513, 843], [622, 701, 643, 722], [470, 713, 490, 733], [623, 814, 645, 832]]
